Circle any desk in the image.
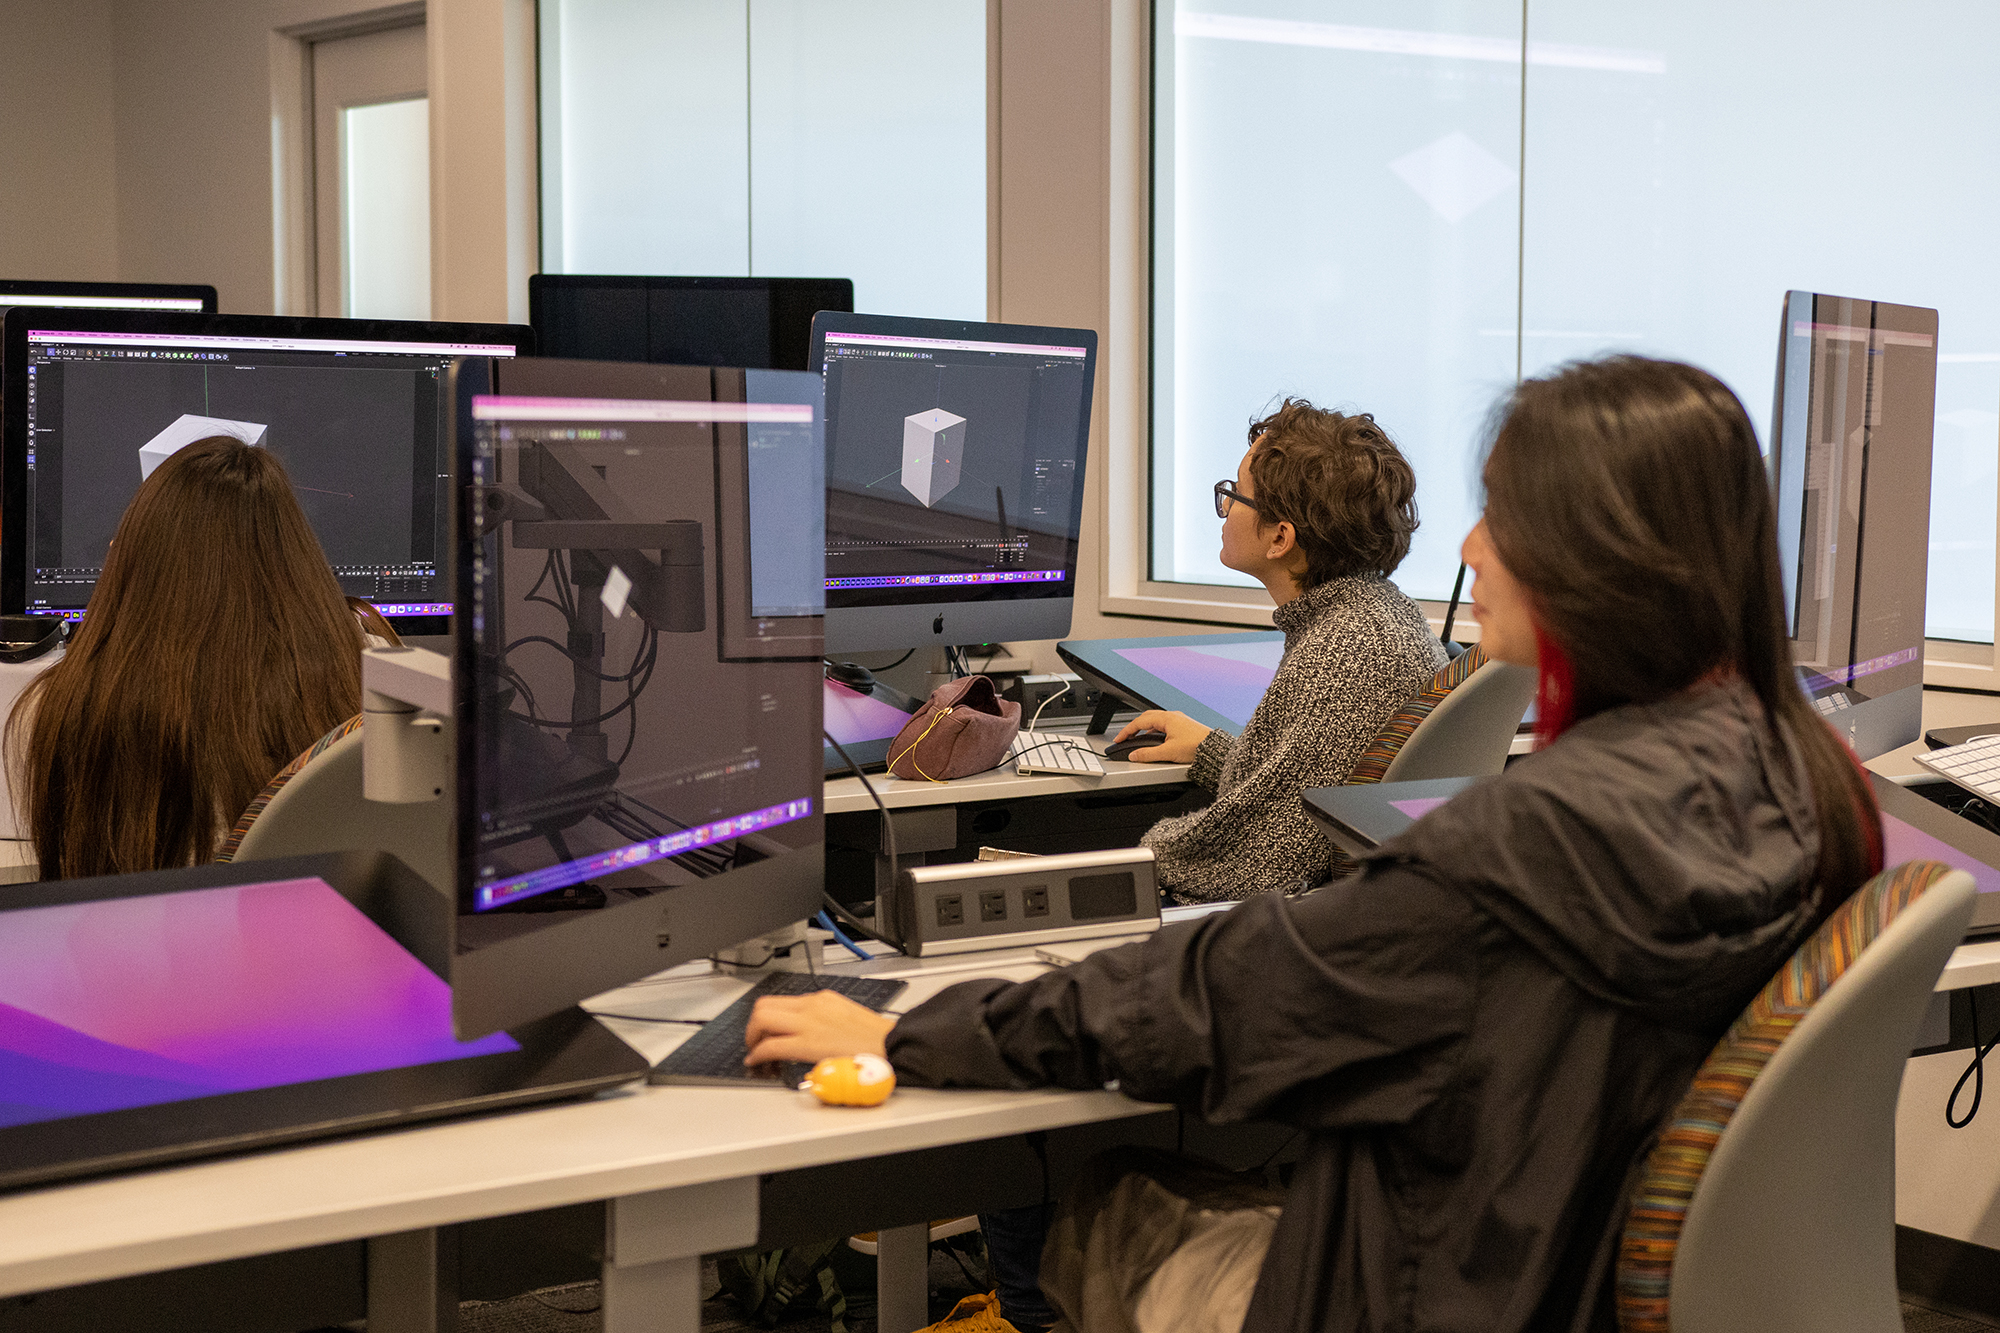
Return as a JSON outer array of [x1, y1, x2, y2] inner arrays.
[[0, 941, 1170, 1333]]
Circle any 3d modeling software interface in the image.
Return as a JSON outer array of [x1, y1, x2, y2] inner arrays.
[[20, 328, 517, 619], [821, 330, 1087, 600]]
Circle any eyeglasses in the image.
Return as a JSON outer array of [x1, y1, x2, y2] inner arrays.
[[1213, 479, 1259, 519]]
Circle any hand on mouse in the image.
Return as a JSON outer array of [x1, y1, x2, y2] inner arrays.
[[1112, 710, 1210, 764]]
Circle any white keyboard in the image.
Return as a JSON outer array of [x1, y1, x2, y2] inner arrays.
[[1915, 732, 2000, 800], [1011, 729, 1105, 776]]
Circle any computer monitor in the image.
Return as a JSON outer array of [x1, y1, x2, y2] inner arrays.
[[529, 275, 853, 373], [1769, 290, 1937, 760], [812, 312, 1097, 656], [448, 357, 826, 1038], [1, 308, 532, 638], [0, 279, 217, 317]]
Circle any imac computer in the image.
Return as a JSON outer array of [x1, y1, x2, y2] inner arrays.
[[0, 279, 216, 317], [529, 275, 853, 373], [812, 312, 1098, 657], [1, 308, 532, 638], [446, 357, 826, 1038], [1770, 290, 1937, 760]]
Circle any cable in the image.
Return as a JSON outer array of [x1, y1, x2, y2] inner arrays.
[[1029, 681, 1074, 731], [825, 729, 899, 946], [1439, 560, 1469, 648], [816, 908, 870, 961], [1950, 989, 2000, 1128], [826, 648, 915, 673]]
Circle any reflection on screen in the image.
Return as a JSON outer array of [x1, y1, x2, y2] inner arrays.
[[467, 394, 825, 913], [824, 678, 915, 747], [1771, 294, 1935, 711], [0, 877, 517, 1129], [1113, 641, 1287, 728]]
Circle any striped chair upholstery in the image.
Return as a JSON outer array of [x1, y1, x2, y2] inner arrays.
[[1345, 643, 1491, 786], [214, 713, 365, 863], [1614, 858, 1956, 1333]]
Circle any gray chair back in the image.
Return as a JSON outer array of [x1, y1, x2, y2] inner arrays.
[[1377, 660, 1535, 783], [1660, 868, 1973, 1333], [229, 725, 454, 896]]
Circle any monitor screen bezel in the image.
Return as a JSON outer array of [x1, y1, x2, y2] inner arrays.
[[529, 274, 854, 373], [0, 307, 534, 636]]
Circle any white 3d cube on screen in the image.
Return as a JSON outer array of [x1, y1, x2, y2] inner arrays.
[[901, 409, 966, 508], [139, 414, 269, 480]]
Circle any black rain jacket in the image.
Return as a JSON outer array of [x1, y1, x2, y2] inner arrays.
[[886, 678, 1841, 1333]]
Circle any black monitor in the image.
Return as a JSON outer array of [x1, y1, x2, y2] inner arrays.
[[1, 308, 532, 638], [1770, 290, 1937, 760], [0, 279, 217, 317], [529, 275, 853, 373], [449, 357, 826, 1038], [812, 312, 1097, 656]]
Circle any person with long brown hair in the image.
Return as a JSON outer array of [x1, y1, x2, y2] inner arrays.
[[743, 356, 1883, 1333], [9, 435, 390, 879]]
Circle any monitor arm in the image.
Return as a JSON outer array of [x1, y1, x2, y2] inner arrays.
[[362, 645, 452, 805]]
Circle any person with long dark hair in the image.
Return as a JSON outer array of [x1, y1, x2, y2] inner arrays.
[[746, 356, 1882, 1333], [9, 436, 393, 879]]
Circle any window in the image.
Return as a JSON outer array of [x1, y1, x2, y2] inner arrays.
[[1151, 1, 2000, 650], [538, 0, 986, 321]]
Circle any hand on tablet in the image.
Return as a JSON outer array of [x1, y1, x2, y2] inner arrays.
[[1112, 710, 1210, 764]]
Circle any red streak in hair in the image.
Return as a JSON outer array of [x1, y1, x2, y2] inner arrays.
[[1533, 625, 1577, 748]]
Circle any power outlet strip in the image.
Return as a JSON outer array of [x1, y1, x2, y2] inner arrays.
[[893, 847, 1160, 957], [1004, 673, 1112, 723]]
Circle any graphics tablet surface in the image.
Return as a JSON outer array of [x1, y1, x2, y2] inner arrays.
[[1059, 631, 1285, 735], [823, 677, 920, 772], [0, 851, 646, 1193]]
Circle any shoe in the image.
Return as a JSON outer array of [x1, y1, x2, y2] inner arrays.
[[917, 1290, 1026, 1333]]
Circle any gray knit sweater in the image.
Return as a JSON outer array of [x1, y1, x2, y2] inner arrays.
[[1140, 574, 1446, 902]]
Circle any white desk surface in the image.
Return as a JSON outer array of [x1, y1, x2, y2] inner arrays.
[[0, 945, 1160, 1301]]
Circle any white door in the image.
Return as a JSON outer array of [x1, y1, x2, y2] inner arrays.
[[312, 23, 429, 320]]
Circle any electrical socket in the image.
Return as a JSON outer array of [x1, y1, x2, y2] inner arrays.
[[936, 894, 964, 928], [1022, 885, 1050, 918], [980, 890, 1008, 922]]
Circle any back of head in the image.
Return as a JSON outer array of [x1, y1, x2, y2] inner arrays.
[[12, 436, 364, 877], [1246, 399, 1420, 588], [1481, 355, 1880, 902]]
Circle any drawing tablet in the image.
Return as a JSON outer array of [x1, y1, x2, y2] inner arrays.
[[0, 850, 646, 1193], [1059, 631, 1286, 736]]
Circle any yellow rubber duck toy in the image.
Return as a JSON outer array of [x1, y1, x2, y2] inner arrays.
[[801, 1053, 896, 1106]]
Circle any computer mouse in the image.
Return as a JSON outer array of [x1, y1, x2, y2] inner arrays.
[[1104, 730, 1169, 761], [825, 661, 878, 690]]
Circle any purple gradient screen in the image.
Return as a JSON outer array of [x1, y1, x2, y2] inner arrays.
[[0, 877, 518, 1130], [1389, 797, 1452, 821], [1882, 813, 2000, 898], [1113, 642, 1285, 728], [824, 679, 914, 746]]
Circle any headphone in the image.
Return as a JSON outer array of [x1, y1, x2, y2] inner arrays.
[[0, 615, 67, 664]]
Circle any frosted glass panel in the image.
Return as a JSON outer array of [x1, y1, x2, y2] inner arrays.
[[748, 0, 984, 318], [1152, 3, 1522, 599], [542, 0, 985, 320], [547, 0, 751, 274], [342, 97, 430, 321], [1522, 1, 2000, 642]]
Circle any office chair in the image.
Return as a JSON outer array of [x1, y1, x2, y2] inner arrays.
[[1345, 644, 1536, 786], [1615, 860, 1974, 1333], [216, 714, 454, 896]]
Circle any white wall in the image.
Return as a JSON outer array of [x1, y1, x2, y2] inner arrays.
[[0, 0, 119, 281]]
